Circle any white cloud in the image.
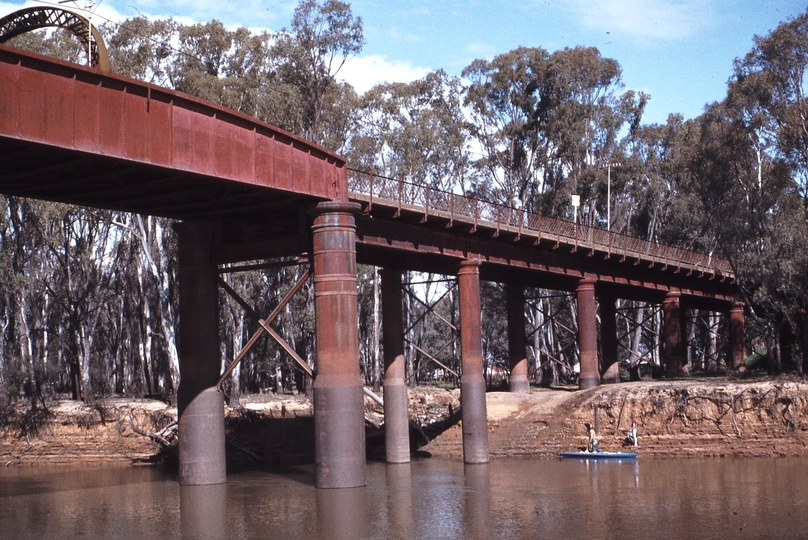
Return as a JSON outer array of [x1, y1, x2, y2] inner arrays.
[[339, 54, 431, 95], [464, 40, 498, 58], [386, 26, 423, 43], [565, 0, 718, 44]]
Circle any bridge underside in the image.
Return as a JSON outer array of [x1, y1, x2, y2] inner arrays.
[[0, 136, 310, 234]]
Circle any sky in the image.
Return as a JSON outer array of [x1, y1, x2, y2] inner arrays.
[[1, 0, 806, 125]]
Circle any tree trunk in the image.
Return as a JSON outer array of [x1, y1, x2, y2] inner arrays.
[[372, 266, 381, 391]]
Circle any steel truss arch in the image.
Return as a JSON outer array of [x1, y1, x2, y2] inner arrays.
[[0, 6, 110, 71]]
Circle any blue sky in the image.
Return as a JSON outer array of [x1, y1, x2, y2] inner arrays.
[[1, 0, 806, 125]]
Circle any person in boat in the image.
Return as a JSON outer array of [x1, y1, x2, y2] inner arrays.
[[627, 418, 638, 447], [586, 423, 600, 453]]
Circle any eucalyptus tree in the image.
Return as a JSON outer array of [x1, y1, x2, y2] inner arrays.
[[463, 46, 646, 221], [103, 16, 177, 86], [349, 69, 472, 192], [273, 0, 363, 149], [730, 10, 808, 198]]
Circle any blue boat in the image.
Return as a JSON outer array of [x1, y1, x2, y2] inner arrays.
[[559, 451, 637, 460]]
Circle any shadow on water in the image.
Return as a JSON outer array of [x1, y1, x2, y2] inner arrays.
[[214, 408, 461, 470]]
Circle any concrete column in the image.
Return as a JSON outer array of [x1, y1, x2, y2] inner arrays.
[[663, 292, 685, 377], [729, 302, 747, 370], [506, 284, 530, 393], [380, 268, 410, 463], [458, 260, 489, 464], [600, 296, 620, 384], [577, 278, 600, 390], [311, 201, 365, 489], [175, 221, 226, 486]]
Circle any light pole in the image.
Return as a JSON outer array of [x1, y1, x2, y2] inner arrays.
[[571, 194, 580, 225]]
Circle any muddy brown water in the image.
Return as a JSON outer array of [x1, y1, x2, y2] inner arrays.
[[0, 457, 805, 539]]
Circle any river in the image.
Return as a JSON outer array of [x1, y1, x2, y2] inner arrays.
[[0, 457, 805, 539]]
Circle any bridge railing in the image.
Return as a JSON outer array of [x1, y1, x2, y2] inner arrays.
[[347, 169, 732, 277]]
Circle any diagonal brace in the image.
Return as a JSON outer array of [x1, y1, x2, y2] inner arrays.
[[216, 268, 312, 388], [406, 340, 460, 381], [404, 285, 457, 333]]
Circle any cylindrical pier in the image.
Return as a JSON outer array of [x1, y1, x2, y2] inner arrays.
[[506, 284, 530, 393], [175, 221, 226, 486], [730, 302, 747, 370], [311, 201, 366, 489], [458, 260, 489, 464], [663, 292, 685, 378], [381, 268, 410, 463], [577, 278, 600, 390], [600, 296, 620, 384]]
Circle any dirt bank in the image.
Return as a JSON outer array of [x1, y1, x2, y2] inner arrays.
[[2, 377, 806, 467], [423, 377, 808, 459]]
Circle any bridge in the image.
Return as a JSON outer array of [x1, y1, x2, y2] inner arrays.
[[0, 42, 744, 489]]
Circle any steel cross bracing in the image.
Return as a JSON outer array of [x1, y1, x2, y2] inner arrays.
[[402, 277, 460, 385], [0, 7, 110, 71], [523, 292, 579, 383]]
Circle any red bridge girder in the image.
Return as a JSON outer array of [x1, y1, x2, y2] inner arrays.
[[0, 45, 345, 229]]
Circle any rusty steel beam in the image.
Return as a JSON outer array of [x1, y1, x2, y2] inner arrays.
[[380, 269, 410, 464], [175, 221, 226, 486], [218, 257, 308, 274], [0, 45, 347, 214], [730, 302, 747, 370], [506, 285, 530, 393], [311, 201, 365, 489], [355, 217, 737, 307], [458, 259, 489, 464], [599, 296, 620, 384], [577, 278, 600, 390]]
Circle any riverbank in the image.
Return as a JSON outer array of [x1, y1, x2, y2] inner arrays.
[[424, 377, 808, 459], [1, 377, 806, 466]]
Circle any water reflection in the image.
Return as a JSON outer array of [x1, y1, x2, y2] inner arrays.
[[180, 483, 227, 540], [463, 464, 490, 540], [1, 458, 806, 539], [385, 463, 413, 539], [316, 485, 367, 540]]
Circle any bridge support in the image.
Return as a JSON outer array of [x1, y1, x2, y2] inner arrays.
[[600, 296, 620, 384], [577, 278, 600, 390], [175, 221, 226, 486], [381, 268, 410, 463], [311, 201, 366, 489], [506, 284, 530, 393], [458, 260, 489, 464], [730, 302, 747, 370], [663, 292, 686, 377]]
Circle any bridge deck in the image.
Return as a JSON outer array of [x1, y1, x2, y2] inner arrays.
[[0, 45, 345, 231], [0, 44, 736, 308]]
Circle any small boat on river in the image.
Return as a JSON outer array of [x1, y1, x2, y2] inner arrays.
[[559, 451, 637, 460]]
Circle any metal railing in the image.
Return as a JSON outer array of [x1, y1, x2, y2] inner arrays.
[[347, 169, 733, 278]]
